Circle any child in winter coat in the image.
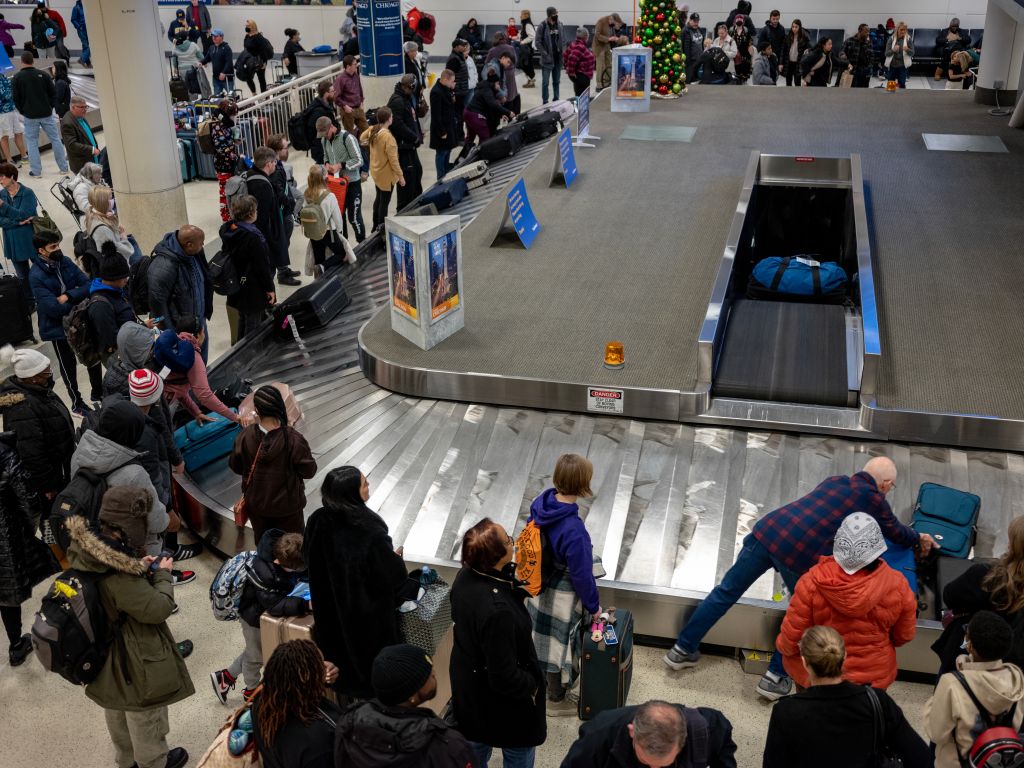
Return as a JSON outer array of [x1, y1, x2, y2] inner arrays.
[[210, 529, 309, 703], [927, 610, 1024, 767]]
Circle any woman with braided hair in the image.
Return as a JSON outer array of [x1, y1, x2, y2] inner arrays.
[[229, 385, 316, 541], [252, 639, 340, 768]]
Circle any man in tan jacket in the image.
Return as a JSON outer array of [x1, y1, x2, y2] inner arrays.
[[593, 13, 625, 90]]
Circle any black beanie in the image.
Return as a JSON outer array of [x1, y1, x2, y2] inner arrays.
[[371, 644, 433, 706], [97, 399, 146, 448], [96, 243, 130, 281]]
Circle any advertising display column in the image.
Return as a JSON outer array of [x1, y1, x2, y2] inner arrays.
[[611, 45, 653, 113], [385, 215, 465, 350], [354, 0, 405, 111]]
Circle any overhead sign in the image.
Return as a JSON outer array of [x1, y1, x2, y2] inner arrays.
[[355, 0, 403, 76], [587, 387, 625, 414], [506, 178, 540, 249]]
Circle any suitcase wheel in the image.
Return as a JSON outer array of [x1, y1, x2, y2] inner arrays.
[[583, 652, 591, 661]]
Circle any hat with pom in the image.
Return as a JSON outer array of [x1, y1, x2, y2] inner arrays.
[[128, 369, 163, 407]]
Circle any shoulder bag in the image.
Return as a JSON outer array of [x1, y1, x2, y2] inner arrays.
[[839, 69, 854, 88], [33, 206, 62, 240], [865, 685, 904, 768], [233, 438, 263, 527]]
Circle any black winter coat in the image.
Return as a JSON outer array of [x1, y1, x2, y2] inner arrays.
[[239, 528, 308, 628], [387, 86, 421, 150], [219, 220, 275, 313], [0, 377, 75, 498], [0, 432, 58, 606], [147, 233, 214, 331], [757, 23, 786, 59], [86, 283, 137, 362], [445, 52, 470, 111], [562, 704, 737, 768], [253, 697, 340, 768], [243, 33, 274, 66], [763, 681, 931, 768], [304, 98, 336, 165], [245, 170, 284, 257], [450, 566, 546, 749], [335, 699, 478, 768], [302, 504, 407, 698], [428, 82, 462, 151]]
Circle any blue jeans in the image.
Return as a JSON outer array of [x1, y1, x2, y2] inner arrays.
[[542, 64, 561, 103], [76, 27, 90, 65], [213, 75, 235, 96], [470, 743, 535, 768], [434, 149, 451, 181], [675, 533, 800, 678], [887, 65, 907, 88], [24, 113, 69, 176]]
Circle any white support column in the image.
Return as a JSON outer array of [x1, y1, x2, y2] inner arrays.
[[976, 0, 1022, 105], [84, 0, 188, 251]]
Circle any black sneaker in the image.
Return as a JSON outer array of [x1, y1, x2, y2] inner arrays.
[[277, 272, 301, 286], [284, 267, 301, 278], [176, 640, 194, 659], [165, 747, 189, 768], [172, 542, 202, 561], [210, 669, 236, 705], [8, 634, 33, 666], [171, 569, 196, 585], [71, 402, 93, 418]]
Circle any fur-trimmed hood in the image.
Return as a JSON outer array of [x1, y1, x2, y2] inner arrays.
[[65, 516, 148, 577], [0, 391, 26, 409]]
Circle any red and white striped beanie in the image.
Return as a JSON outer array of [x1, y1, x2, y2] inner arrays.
[[128, 369, 163, 407]]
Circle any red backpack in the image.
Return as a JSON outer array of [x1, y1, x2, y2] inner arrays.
[[954, 671, 1024, 768]]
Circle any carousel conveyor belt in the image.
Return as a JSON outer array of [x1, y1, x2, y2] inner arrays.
[[713, 299, 850, 407]]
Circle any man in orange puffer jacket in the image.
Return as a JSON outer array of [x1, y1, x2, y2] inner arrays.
[[776, 512, 918, 689]]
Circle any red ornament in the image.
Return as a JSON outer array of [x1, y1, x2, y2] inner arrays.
[[634, 35, 641, 43], [656, 12, 665, 22], [658, 84, 669, 94]]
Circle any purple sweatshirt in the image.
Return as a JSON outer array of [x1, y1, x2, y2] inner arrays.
[[528, 488, 600, 613], [0, 21, 25, 48]]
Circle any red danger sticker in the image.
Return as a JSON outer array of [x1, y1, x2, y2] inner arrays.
[[795, 156, 816, 163], [589, 389, 622, 399], [587, 387, 625, 414]]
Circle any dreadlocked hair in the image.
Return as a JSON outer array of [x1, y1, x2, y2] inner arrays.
[[256, 639, 326, 747], [983, 516, 1024, 614], [252, 384, 289, 426]]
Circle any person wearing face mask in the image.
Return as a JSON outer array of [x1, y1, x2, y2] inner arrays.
[[535, 6, 565, 105], [0, 346, 75, 525], [28, 229, 101, 416], [240, 20, 274, 96], [935, 18, 971, 81], [302, 465, 408, 702], [229, 385, 315, 542], [451, 517, 546, 767]]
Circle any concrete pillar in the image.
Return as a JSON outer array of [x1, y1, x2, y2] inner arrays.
[[976, 0, 1022, 106], [84, 0, 188, 252]]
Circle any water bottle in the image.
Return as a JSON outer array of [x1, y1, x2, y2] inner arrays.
[[419, 565, 436, 586]]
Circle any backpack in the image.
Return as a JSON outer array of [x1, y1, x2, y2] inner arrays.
[[208, 248, 244, 297], [196, 118, 215, 154], [128, 253, 154, 315], [288, 103, 316, 152], [953, 671, 1024, 768], [299, 191, 330, 241], [73, 230, 102, 277], [234, 50, 256, 83], [210, 551, 257, 621], [62, 294, 109, 368], [31, 569, 115, 685], [50, 467, 119, 552], [705, 46, 730, 75], [514, 519, 564, 597], [224, 172, 271, 214]]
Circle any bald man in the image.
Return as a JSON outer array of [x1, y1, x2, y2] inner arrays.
[[147, 224, 213, 361], [664, 456, 936, 702]]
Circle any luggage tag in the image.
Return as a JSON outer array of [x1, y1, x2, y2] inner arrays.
[[590, 620, 605, 643], [283, 314, 312, 366], [603, 624, 618, 646]]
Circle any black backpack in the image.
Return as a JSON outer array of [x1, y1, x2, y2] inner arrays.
[[31, 569, 117, 685], [62, 294, 110, 368], [73, 230, 102, 278], [208, 248, 244, 297], [705, 46, 730, 75], [50, 468, 115, 552], [234, 50, 257, 83], [288, 104, 314, 152], [128, 253, 154, 316]]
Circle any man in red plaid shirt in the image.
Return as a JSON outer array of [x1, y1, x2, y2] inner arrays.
[[663, 456, 938, 701]]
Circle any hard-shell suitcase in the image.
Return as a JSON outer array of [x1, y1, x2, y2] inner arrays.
[[0, 273, 34, 346], [579, 608, 634, 720], [173, 409, 241, 473], [272, 273, 351, 339], [177, 138, 198, 183], [522, 112, 562, 143], [418, 178, 468, 212], [477, 123, 524, 162], [177, 131, 217, 180], [911, 482, 981, 559], [518, 99, 575, 124], [442, 160, 491, 189]]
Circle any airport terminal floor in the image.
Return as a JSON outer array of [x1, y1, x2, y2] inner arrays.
[[2, 12, 1024, 765]]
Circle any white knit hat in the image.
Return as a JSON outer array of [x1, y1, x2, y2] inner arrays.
[[833, 512, 887, 575], [1, 345, 51, 379]]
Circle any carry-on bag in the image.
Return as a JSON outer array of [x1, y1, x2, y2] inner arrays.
[[177, 138, 198, 183], [442, 160, 491, 189], [522, 112, 561, 143], [747, 256, 847, 303], [0, 271, 35, 346], [517, 98, 575, 124], [169, 55, 190, 102], [238, 382, 304, 429], [173, 410, 241, 473], [418, 178, 468, 212], [272, 273, 351, 339], [881, 540, 918, 597], [911, 482, 981, 559], [477, 123, 524, 162], [579, 608, 634, 720], [399, 568, 452, 656]]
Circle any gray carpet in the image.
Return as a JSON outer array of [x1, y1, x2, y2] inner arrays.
[[363, 87, 1024, 418]]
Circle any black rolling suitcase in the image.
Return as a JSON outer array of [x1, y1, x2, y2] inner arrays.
[[578, 608, 634, 720], [419, 178, 468, 211], [522, 112, 561, 143], [272, 273, 351, 339], [169, 55, 189, 103], [0, 272, 34, 346], [477, 123, 524, 161]]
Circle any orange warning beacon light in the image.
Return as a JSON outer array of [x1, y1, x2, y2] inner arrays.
[[604, 342, 625, 369]]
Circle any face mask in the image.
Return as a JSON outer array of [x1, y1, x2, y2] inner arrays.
[[48, 249, 64, 261], [245, 26, 252, 34], [45, 376, 56, 390]]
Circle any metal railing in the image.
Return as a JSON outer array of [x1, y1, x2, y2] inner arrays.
[[232, 60, 349, 158]]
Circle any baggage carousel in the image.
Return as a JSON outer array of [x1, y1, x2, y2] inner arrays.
[[183, 87, 1024, 673]]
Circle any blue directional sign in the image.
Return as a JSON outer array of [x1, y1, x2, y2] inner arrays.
[[507, 178, 540, 249], [557, 127, 578, 188]]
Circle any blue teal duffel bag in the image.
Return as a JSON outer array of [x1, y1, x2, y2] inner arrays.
[[911, 482, 981, 559], [173, 409, 240, 473], [748, 256, 848, 302]]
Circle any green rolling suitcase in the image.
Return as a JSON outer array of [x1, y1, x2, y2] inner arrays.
[[578, 608, 634, 720]]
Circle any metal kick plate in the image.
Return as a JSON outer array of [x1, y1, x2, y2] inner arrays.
[[620, 125, 698, 142], [922, 133, 1009, 153]]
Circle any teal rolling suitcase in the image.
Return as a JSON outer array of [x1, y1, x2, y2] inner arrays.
[[173, 409, 240, 473], [911, 482, 981, 559], [578, 608, 633, 720]]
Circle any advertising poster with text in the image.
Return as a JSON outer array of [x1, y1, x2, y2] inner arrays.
[[429, 231, 459, 322], [389, 233, 417, 320], [617, 54, 647, 98]]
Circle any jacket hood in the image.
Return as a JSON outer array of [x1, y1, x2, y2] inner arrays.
[[339, 700, 453, 757], [0, 376, 48, 403], [0, 390, 27, 410], [174, 40, 193, 53], [155, 231, 188, 263], [65, 516, 148, 576], [958, 657, 1024, 714], [219, 220, 252, 249], [178, 332, 202, 353], [72, 428, 142, 475], [809, 556, 890, 617], [256, 528, 287, 561], [117, 323, 158, 369], [529, 487, 580, 525], [89, 278, 123, 296]]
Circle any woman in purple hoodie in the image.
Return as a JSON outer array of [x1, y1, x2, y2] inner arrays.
[[526, 453, 603, 717]]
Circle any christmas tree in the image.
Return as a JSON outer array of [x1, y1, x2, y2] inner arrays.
[[634, 0, 686, 96]]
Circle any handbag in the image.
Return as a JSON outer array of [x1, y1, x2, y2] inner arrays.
[[32, 207, 62, 240], [196, 687, 263, 768], [865, 686, 904, 768], [839, 69, 854, 88], [399, 569, 452, 656], [233, 440, 263, 528]]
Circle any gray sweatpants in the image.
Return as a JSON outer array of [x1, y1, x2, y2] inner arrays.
[[227, 619, 264, 690], [104, 706, 169, 768]]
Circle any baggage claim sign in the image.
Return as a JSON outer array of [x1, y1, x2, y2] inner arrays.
[[356, 0, 404, 77]]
